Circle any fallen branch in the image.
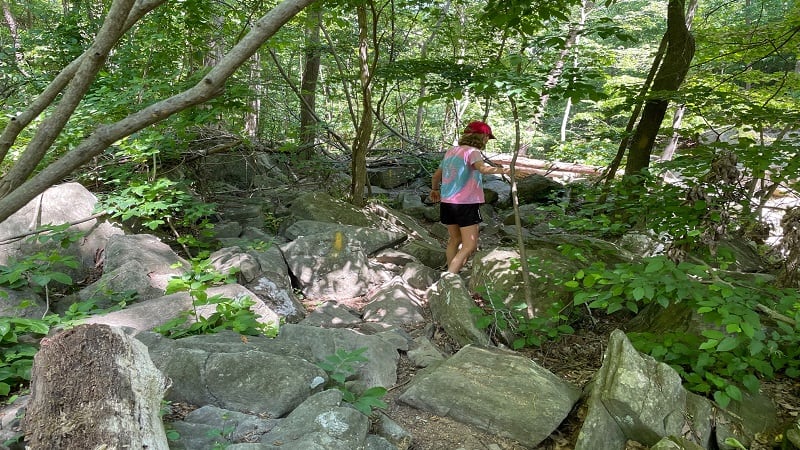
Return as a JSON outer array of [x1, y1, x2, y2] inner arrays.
[[755, 303, 797, 327], [0, 211, 107, 246]]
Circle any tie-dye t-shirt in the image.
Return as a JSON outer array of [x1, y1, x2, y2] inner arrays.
[[439, 145, 484, 204]]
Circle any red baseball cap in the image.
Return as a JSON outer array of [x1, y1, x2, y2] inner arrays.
[[464, 121, 496, 139]]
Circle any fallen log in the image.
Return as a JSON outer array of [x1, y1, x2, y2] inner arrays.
[[24, 324, 169, 450]]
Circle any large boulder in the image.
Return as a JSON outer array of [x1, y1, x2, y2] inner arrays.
[[0, 183, 123, 283], [575, 329, 714, 449], [280, 225, 405, 301], [427, 274, 491, 347], [210, 245, 306, 323], [398, 345, 580, 448]]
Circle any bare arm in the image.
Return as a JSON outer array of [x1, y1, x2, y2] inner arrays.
[[429, 168, 443, 202], [473, 160, 510, 175]]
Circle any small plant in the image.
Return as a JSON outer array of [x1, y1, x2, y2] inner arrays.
[[207, 421, 235, 450], [97, 177, 217, 255], [154, 258, 278, 338], [471, 288, 576, 349], [317, 347, 388, 416], [0, 317, 50, 397]]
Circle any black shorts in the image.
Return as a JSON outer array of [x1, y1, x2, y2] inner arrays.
[[440, 202, 482, 227]]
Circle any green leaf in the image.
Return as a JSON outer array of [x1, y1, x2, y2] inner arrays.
[[725, 384, 742, 402], [701, 330, 726, 340], [699, 339, 719, 350], [644, 258, 664, 273], [741, 374, 760, 393], [748, 340, 764, 356], [48, 272, 73, 285], [716, 337, 738, 352], [713, 390, 731, 408]]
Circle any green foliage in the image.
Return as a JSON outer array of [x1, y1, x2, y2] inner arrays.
[[566, 254, 800, 409], [0, 225, 83, 304], [0, 251, 76, 292], [154, 258, 278, 339], [471, 277, 576, 349], [206, 422, 235, 450], [97, 177, 216, 254], [317, 347, 388, 416], [0, 317, 49, 397]]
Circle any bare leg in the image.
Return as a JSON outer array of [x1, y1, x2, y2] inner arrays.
[[447, 224, 479, 274], [445, 224, 462, 268]]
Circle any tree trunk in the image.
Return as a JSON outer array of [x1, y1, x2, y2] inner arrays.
[[660, 0, 697, 162], [560, 0, 589, 143], [298, 1, 322, 157], [350, 1, 375, 207], [509, 97, 534, 317], [0, 0, 318, 223], [1, 0, 28, 77], [623, 0, 695, 176], [414, 0, 450, 140], [24, 324, 168, 449]]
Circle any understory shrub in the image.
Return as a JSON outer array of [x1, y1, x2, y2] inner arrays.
[[154, 258, 278, 339]]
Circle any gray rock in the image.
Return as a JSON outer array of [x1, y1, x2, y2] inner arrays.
[[368, 165, 419, 189], [300, 302, 362, 328], [259, 390, 369, 449], [284, 192, 375, 228], [281, 233, 373, 300], [210, 247, 262, 282], [85, 284, 279, 335], [398, 345, 580, 448], [168, 405, 279, 449], [650, 436, 705, 450], [400, 262, 438, 290], [407, 336, 445, 368], [73, 259, 161, 309], [398, 240, 446, 270], [715, 390, 778, 449], [102, 233, 189, 292], [373, 412, 412, 449], [516, 174, 563, 204], [0, 287, 45, 319], [275, 324, 400, 389], [0, 183, 123, 284], [212, 221, 243, 239], [157, 346, 325, 417], [282, 220, 407, 255], [362, 277, 425, 327], [397, 192, 427, 219], [575, 329, 713, 449], [427, 274, 490, 347]]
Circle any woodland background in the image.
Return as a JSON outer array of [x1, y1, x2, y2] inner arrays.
[[1, 0, 800, 428]]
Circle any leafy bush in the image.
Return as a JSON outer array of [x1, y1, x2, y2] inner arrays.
[[565, 253, 799, 408], [317, 347, 388, 416], [472, 243, 800, 409], [96, 177, 217, 255], [154, 258, 278, 339], [0, 317, 49, 397]]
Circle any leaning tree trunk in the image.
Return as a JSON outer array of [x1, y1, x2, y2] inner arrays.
[[24, 324, 168, 449], [623, 0, 695, 176], [0, 0, 317, 224]]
